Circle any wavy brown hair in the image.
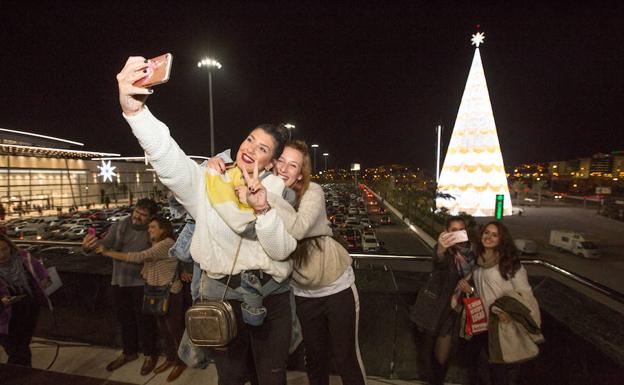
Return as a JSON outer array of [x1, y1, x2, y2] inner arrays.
[[282, 140, 314, 268], [150, 216, 174, 241], [284, 140, 312, 209], [476, 221, 520, 280]]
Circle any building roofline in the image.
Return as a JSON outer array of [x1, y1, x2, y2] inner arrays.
[[0, 128, 84, 146], [0, 143, 120, 158]]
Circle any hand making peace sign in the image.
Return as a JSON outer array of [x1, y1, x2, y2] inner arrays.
[[241, 161, 270, 213]]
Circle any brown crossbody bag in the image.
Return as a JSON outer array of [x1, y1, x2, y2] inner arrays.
[[184, 239, 242, 347]]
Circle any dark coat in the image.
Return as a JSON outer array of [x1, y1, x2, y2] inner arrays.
[[409, 244, 462, 335]]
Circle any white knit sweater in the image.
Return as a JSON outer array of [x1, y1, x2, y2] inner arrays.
[[124, 107, 296, 282]]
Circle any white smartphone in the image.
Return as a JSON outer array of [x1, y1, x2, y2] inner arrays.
[[452, 230, 469, 243]]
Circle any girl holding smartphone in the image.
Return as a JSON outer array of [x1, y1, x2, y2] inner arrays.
[[417, 216, 475, 385]]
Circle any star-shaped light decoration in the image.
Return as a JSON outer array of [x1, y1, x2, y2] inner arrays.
[[97, 160, 118, 182], [471, 32, 485, 48]]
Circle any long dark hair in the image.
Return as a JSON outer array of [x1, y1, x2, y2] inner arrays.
[[255, 123, 290, 158], [289, 237, 322, 269], [476, 221, 520, 280]]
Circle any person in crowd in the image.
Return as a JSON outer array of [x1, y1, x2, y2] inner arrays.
[[0, 234, 51, 366], [97, 216, 187, 382], [458, 221, 541, 385], [418, 216, 475, 385], [117, 57, 297, 385], [225, 140, 366, 385], [82, 198, 160, 375]]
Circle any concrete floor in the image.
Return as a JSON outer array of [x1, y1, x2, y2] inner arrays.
[[0, 338, 441, 385]]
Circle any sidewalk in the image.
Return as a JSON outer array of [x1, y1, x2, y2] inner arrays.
[[0, 338, 432, 385]]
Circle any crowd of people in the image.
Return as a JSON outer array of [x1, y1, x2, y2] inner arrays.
[[0, 56, 542, 385]]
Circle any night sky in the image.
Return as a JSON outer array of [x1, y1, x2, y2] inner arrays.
[[1, 1, 622, 173]]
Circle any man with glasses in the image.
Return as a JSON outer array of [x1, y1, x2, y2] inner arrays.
[[83, 198, 159, 375]]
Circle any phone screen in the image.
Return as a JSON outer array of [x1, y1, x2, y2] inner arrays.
[[134, 53, 173, 88]]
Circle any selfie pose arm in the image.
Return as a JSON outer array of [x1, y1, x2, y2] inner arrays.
[[117, 57, 204, 218], [240, 165, 297, 261], [267, 183, 329, 240]]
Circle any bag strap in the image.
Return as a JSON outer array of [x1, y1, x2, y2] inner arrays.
[[167, 260, 180, 287], [199, 238, 243, 302], [221, 239, 243, 301]]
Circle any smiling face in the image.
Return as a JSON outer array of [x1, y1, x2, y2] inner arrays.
[[481, 223, 500, 250], [235, 128, 277, 174], [275, 146, 304, 188], [131, 207, 151, 226], [148, 220, 165, 243]]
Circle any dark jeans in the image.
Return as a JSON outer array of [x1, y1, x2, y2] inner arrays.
[[0, 295, 39, 366], [213, 291, 292, 385], [111, 285, 158, 356], [156, 291, 185, 362], [295, 286, 366, 385]]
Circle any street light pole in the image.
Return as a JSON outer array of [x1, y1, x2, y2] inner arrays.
[[197, 58, 222, 156], [311, 144, 319, 174], [208, 70, 214, 156], [323, 152, 329, 171]]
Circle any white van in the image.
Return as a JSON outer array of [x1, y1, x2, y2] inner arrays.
[[549, 230, 600, 259]]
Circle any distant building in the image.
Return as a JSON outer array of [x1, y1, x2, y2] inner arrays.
[[0, 127, 206, 214], [509, 151, 623, 195]]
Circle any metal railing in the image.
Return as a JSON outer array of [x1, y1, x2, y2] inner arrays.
[[13, 239, 624, 306], [350, 253, 624, 305]]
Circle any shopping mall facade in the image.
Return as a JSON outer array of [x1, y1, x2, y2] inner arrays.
[[0, 127, 205, 214]]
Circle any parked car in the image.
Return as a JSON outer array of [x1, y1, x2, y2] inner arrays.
[[514, 239, 538, 255], [65, 226, 88, 240], [107, 212, 130, 222], [379, 215, 392, 225], [60, 218, 92, 229], [362, 233, 380, 252], [344, 229, 362, 244], [360, 218, 373, 229]]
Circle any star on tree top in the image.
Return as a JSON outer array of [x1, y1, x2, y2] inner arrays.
[[471, 32, 485, 48]]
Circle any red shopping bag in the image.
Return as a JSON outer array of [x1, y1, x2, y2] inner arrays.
[[463, 295, 488, 336]]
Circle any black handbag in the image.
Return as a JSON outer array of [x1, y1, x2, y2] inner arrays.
[[142, 266, 178, 316], [185, 240, 241, 347], [409, 268, 449, 334]]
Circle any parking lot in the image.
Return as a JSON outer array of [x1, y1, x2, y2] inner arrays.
[[478, 205, 624, 293]]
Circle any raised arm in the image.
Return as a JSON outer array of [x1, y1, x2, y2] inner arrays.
[[255, 209, 297, 261], [117, 57, 204, 218], [267, 183, 329, 240]]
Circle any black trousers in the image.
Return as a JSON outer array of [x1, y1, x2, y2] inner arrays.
[[156, 291, 185, 361], [295, 285, 366, 385], [0, 295, 39, 366], [111, 285, 158, 356], [213, 291, 292, 385], [469, 332, 514, 385]]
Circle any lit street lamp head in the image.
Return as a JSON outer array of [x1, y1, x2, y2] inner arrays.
[[197, 58, 222, 69], [311, 144, 319, 148]]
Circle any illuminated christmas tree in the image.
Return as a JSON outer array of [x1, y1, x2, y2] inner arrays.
[[436, 32, 513, 217]]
